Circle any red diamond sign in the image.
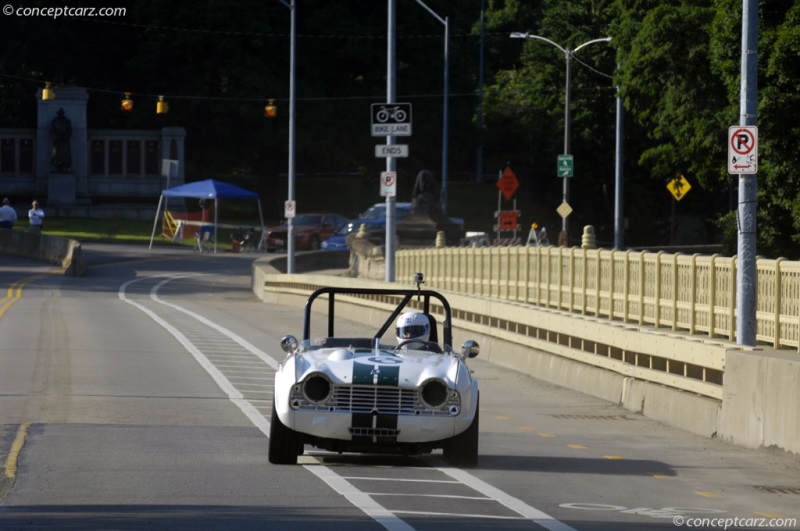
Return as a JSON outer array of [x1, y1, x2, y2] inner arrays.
[[497, 167, 520, 200]]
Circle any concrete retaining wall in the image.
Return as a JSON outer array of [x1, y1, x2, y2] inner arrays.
[[252, 253, 799, 456], [0, 229, 86, 276]]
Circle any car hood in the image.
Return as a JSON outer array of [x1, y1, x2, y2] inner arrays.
[[292, 346, 463, 388]]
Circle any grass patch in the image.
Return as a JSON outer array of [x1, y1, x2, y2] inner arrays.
[[16, 179, 557, 246], [20, 218, 158, 244]]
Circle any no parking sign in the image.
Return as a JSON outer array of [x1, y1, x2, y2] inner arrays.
[[380, 171, 397, 197], [728, 126, 758, 174]]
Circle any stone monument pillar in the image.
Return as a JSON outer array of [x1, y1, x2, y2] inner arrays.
[[36, 87, 89, 205], [160, 127, 187, 188], [396, 169, 464, 247]]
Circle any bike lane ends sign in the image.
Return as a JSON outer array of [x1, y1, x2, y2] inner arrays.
[[371, 103, 412, 137]]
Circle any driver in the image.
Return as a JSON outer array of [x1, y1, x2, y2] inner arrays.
[[396, 311, 430, 344]]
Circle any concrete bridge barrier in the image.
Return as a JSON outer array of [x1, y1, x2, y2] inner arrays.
[[0, 229, 86, 276], [252, 251, 800, 457]]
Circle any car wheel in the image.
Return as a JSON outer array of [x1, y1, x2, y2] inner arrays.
[[269, 401, 300, 465], [443, 392, 479, 468], [307, 235, 320, 250]]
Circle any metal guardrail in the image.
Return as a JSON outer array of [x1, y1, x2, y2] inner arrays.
[[397, 247, 800, 352]]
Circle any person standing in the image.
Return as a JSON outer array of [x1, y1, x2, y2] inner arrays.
[[28, 199, 45, 232], [0, 198, 17, 229]]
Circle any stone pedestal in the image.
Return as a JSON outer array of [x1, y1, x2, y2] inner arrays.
[[47, 173, 77, 205], [36, 87, 88, 198], [397, 208, 464, 247]]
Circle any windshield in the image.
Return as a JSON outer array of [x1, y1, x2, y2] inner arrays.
[[359, 204, 410, 220], [360, 205, 386, 219], [334, 225, 351, 236]]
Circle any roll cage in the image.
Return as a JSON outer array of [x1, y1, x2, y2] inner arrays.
[[303, 287, 453, 348]]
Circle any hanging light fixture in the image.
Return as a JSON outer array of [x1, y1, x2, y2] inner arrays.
[[42, 82, 55, 101], [264, 98, 277, 118], [156, 95, 169, 114], [121, 92, 134, 111]]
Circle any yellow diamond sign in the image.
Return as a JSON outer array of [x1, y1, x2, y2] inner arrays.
[[556, 201, 573, 219], [667, 174, 691, 201]]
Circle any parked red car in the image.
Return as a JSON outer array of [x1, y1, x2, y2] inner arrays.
[[262, 213, 349, 251]]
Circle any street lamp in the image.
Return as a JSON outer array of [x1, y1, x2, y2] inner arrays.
[[415, 0, 449, 214], [510, 32, 611, 245], [278, 0, 297, 273]]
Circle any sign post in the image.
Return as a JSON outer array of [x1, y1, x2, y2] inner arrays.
[[494, 167, 522, 245], [371, 100, 412, 282]]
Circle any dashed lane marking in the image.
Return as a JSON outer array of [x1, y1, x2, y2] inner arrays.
[[121, 273, 579, 531]]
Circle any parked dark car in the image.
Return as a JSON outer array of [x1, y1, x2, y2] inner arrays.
[[263, 213, 348, 251], [321, 202, 412, 251]]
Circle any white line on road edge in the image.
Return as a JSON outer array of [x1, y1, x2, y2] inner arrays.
[[118, 277, 269, 436], [121, 274, 575, 531], [119, 275, 411, 530], [304, 462, 416, 531], [438, 466, 578, 531]]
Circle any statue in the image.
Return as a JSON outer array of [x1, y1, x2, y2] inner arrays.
[[411, 169, 441, 214], [51, 108, 72, 173]]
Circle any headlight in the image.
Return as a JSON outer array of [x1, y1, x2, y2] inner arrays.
[[302, 374, 332, 403], [420, 379, 449, 408]]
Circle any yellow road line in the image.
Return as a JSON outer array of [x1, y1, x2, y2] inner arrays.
[[695, 491, 721, 498], [4, 422, 31, 479], [0, 274, 51, 317]]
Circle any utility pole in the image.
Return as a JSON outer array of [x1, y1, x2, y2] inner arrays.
[[736, 0, 758, 346]]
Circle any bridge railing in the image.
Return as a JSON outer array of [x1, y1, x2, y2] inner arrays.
[[397, 247, 800, 351]]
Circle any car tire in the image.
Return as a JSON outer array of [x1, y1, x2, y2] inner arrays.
[[269, 401, 300, 465], [307, 235, 320, 251], [443, 393, 479, 468]]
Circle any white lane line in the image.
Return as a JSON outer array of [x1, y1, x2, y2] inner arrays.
[[118, 277, 270, 437], [149, 275, 279, 370], [121, 275, 414, 531], [342, 477, 460, 484], [437, 466, 577, 531], [393, 510, 527, 520], [304, 462, 416, 531], [124, 274, 575, 531]]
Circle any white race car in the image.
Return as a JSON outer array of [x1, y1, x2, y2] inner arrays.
[[269, 276, 480, 466]]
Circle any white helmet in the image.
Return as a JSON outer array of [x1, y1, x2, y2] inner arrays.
[[396, 311, 430, 344]]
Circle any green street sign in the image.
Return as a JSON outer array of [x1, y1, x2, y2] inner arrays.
[[557, 154, 574, 178]]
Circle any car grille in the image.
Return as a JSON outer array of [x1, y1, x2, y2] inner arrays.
[[291, 385, 460, 417], [331, 385, 417, 414], [291, 384, 456, 416]]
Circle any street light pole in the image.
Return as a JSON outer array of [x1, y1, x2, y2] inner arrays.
[[415, 0, 449, 214], [278, 0, 297, 273], [510, 32, 611, 245]]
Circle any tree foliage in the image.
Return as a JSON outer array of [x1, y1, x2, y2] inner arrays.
[[2, 1, 800, 256]]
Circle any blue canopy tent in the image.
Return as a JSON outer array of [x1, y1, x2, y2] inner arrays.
[[148, 179, 265, 253]]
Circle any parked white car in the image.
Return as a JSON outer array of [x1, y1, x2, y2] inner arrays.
[[269, 275, 480, 466]]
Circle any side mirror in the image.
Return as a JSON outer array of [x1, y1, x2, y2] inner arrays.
[[281, 335, 298, 354], [461, 340, 480, 359]]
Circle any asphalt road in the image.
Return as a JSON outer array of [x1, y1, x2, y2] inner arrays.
[[1, 243, 798, 531]]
